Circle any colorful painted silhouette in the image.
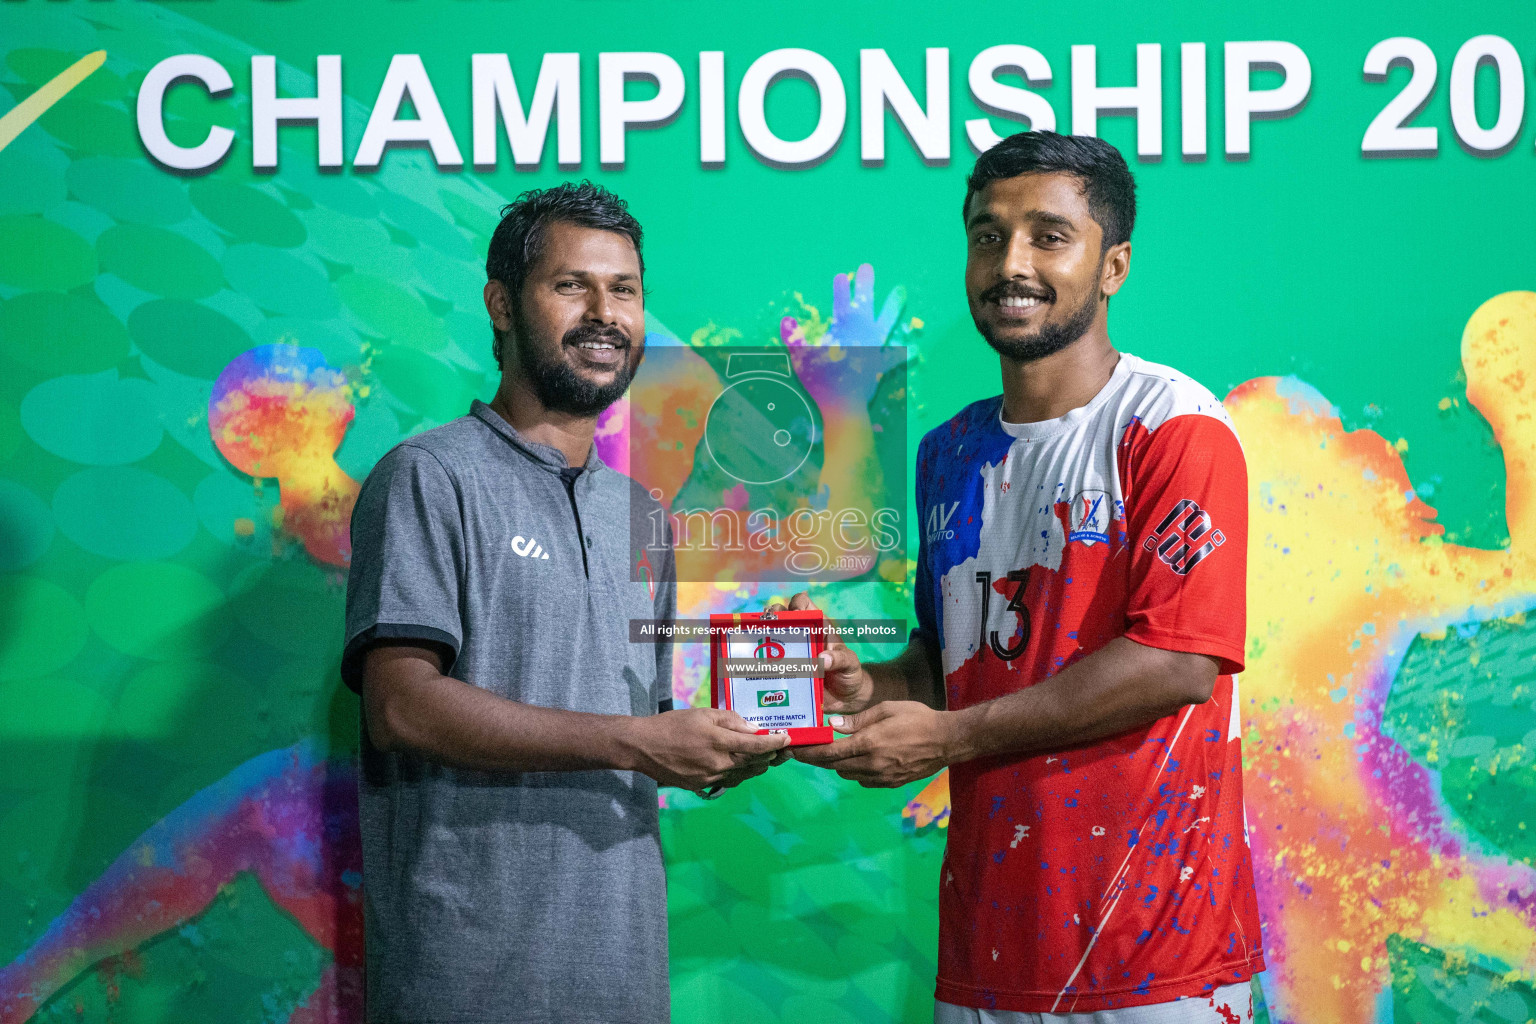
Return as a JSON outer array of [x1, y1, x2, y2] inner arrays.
[[0, 743, 362, 1024], [209, 344, 361, 568], [1234, 291, 1536, 1022]]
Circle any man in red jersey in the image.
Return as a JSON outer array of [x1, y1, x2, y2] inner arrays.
[[795, 131, 1264, 1022]]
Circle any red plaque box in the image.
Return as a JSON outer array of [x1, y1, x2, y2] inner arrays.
[[709, 609, 833, 746]]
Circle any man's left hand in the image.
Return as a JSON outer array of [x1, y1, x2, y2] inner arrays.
[[714, 747, 793, 791], [793, 702, 959, 788]]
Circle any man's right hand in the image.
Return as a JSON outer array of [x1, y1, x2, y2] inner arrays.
[[787, 592, 875, 714], [623, 707, 790, 791]]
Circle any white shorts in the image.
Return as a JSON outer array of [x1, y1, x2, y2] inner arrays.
[[935, 981, 1253, 1024]]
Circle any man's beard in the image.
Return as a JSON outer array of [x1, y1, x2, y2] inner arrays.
[[976, 277, 1102, 364], [513, 315, 637, 417]]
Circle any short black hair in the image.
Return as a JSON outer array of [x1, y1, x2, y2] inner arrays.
[[964, 131, 1137, 250], [485, 181, 644, 362]]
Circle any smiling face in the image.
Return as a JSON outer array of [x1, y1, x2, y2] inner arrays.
[[486, 220, 646, 417], [964, 172, 1130, 364]]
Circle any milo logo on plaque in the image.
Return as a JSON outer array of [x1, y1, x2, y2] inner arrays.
[[757, 689, 789, 707]]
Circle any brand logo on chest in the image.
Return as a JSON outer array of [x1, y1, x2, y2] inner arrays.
[[511, 535, 550, 560]]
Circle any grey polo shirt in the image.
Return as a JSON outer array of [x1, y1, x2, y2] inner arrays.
[[342, 398, 676, 1024]]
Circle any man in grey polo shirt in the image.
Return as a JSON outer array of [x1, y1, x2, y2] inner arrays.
[[342, 182, 788, 1024]]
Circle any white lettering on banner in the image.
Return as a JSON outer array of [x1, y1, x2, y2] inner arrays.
[[598, 51, 685, 166], [738, 48, 846, 167], [127, 38, 1536, 175], [698, 50, 726, 165], [137, 54, 236, 171], [1180, 42, 1207, 159], [1224, 41, 1312, 158], [354, 54, 463, 169], [251, 53, 343, 170], [471, 52, 580, 169], [1449, 36, 1525, 154], [965, 45, 1055, 153], [859, 48, 950, 164], [1361, 38, 1438, 156], [1071, 43, 1162, 159]]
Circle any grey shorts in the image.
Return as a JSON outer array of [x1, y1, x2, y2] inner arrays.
[[935, 981, 1253, 1024]]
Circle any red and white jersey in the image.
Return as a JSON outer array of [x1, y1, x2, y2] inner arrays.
[[914, 353, 1264, 1013]]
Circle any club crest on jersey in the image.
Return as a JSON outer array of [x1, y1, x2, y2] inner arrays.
[[1066, 489, 1112, 546], [1144, 498, 1225, 575]]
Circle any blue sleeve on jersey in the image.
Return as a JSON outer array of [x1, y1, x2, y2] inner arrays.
[[911, 432, 941, 673]]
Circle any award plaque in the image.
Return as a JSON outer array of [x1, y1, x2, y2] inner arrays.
[[709, 609, 834, 746]]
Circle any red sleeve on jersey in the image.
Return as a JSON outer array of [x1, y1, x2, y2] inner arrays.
[[1118, 413, 1247, 675]]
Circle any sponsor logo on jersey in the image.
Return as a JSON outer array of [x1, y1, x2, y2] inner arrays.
[[756, 689, 788, 707], [926, 501, 959, 542], [1066, 489, 1112, 546], [511, 535, 550, 560], [1144, 498, 1225, 575]]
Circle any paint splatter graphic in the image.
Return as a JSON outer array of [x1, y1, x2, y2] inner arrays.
[[209, 344, 360, 568], [903, 772, 951, 831]]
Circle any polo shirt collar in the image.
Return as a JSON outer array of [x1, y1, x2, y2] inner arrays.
[[469, 399, 605, 473]]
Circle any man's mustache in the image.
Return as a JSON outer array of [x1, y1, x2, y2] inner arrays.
[[980, 281, 1054, 304], [563, 323, 632, 348]]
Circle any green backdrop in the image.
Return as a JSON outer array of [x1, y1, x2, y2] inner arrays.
[[2, 2, 1535, 1022]]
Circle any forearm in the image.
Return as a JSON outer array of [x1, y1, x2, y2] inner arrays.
[[947, 637, 1215, 762], [866, 636, 943, 709], [369, 670, 640, 774]]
